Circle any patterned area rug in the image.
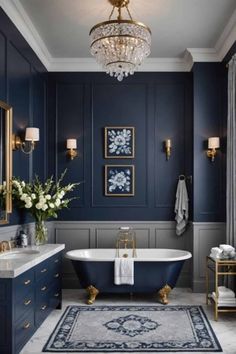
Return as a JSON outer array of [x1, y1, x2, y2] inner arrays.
[[43, 305, 222, 352]]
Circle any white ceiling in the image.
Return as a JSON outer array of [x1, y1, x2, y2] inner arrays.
[[1, 0, 236, 71], [17, 0, 236, 58]]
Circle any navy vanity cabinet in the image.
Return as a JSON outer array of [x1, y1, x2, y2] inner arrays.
[[0, 250, 63, 354], [0, 280, 12, 354], [35, 253, 62, 327]]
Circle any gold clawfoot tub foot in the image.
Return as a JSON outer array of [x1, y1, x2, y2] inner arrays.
[[86, 285, 99, 305], [158, 284, 172, 305]]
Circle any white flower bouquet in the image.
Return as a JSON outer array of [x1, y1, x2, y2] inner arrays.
[[12, 170, 80, 244]]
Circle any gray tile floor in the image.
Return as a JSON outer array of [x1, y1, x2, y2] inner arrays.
[[21, 288, 236, 354]]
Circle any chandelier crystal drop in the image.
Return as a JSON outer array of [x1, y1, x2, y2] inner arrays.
[[89, 0, 151, 81]]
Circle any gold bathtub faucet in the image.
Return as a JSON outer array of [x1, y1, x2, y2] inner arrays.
[[116, 227, 137, 258]]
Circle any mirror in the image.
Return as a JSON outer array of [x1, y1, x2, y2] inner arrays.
[[0, 100, 13, 224]]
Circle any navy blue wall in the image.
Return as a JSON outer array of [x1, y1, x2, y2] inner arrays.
[[48, 72, 193, 221], [0, 8, 230, 224], [192, 63, 227, 222], [0, 9, 47, 225]]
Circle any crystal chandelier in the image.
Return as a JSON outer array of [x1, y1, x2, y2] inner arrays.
[[89, 0, 151, 81]]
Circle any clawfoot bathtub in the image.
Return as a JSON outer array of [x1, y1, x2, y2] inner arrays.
[[66, 248, 192, 305]]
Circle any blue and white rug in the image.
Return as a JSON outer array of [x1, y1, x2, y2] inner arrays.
[[43, 305, 222, 352]]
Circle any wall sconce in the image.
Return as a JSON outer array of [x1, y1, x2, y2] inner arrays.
[[207, 137, 220, 162], [13, 127, 40, 154], [67, 139, 78, 160], [164, 139, 172, 160]]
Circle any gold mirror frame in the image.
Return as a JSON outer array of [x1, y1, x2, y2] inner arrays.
[[0, 100, 13, 224]]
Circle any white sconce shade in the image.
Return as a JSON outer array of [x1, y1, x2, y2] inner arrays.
[[67, 139, 77, 149], [66, 139, 78, 160], [208, 137, 220, 149], [25, 127, 40, 142]]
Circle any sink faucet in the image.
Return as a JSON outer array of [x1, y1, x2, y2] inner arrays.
[[0, 241, 12, 253]]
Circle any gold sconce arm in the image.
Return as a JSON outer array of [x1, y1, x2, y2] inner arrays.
[[67, 148, 78, 160], [12, 127, 39, 155], [207, 148, 217, 162], [12, 135, 36, 154]]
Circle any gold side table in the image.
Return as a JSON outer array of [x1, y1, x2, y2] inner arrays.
[[206, 256, 236, 321]]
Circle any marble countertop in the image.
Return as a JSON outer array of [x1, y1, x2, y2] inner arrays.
[[0, 244, 65, 278]]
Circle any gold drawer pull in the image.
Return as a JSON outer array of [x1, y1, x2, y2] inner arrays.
[[54, 293, 59, 297], [54, 273, 59, 278], [41, 305, 47, 310], [24, 299, 31, 306], [41, 286, 47, 291], [54, 259, 59, 263], [41, 268, 47, 273], [23, 322, 30, 329], [24, 280, 31, 285]]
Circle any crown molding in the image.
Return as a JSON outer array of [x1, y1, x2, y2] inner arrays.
[[185, 48, 221, 70], [1, 0, 236, 72], [215, 7, 236, 61], [0, 0, 51, 69], [48, 57, 190, 72]]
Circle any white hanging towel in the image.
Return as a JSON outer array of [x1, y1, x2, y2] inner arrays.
[[114, 257, 134, 285], [175, 179, 189, 236]]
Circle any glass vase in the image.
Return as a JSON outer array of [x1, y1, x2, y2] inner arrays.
[[35, 220, 48, 246]]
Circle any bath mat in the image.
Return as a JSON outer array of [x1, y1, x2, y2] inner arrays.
[[43, 305, 222, 352]]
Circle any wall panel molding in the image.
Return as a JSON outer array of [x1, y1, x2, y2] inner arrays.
[[48, 73, 193, 221], [0, 9, 47, 225], [154, 82, 187, 214], [91, 82, 149, 209], [192, 222, 226, 292], [55, 82, 85, 207]]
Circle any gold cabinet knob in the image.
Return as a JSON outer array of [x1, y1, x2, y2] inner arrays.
[[41, 286, 47, 291], [24, 299, 31, 306], [54, 273, 59, 278], [23, 322, 30, 329], [24, 279, 31, 285], [41, 268, 47, 273]]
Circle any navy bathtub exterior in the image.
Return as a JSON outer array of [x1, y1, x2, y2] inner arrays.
[[72, 260, 185, 293]]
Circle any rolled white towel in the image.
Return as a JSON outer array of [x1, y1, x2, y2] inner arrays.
[[210, 247, 223, 259], [219, 244, 235, 253], [229, 250, 236, 258], [218, 286, 235, 298]]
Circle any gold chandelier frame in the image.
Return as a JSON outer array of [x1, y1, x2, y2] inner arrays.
[[89, 0, 151, 80]]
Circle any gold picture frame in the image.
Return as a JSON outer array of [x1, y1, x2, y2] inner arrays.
[[104, 126, 135, 159], [105, 165, 135, 197], [0, 100, 13, 225]]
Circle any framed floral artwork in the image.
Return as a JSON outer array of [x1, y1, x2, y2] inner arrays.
[[105, 165, 135, 196], [104, 127, 135, 158]]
